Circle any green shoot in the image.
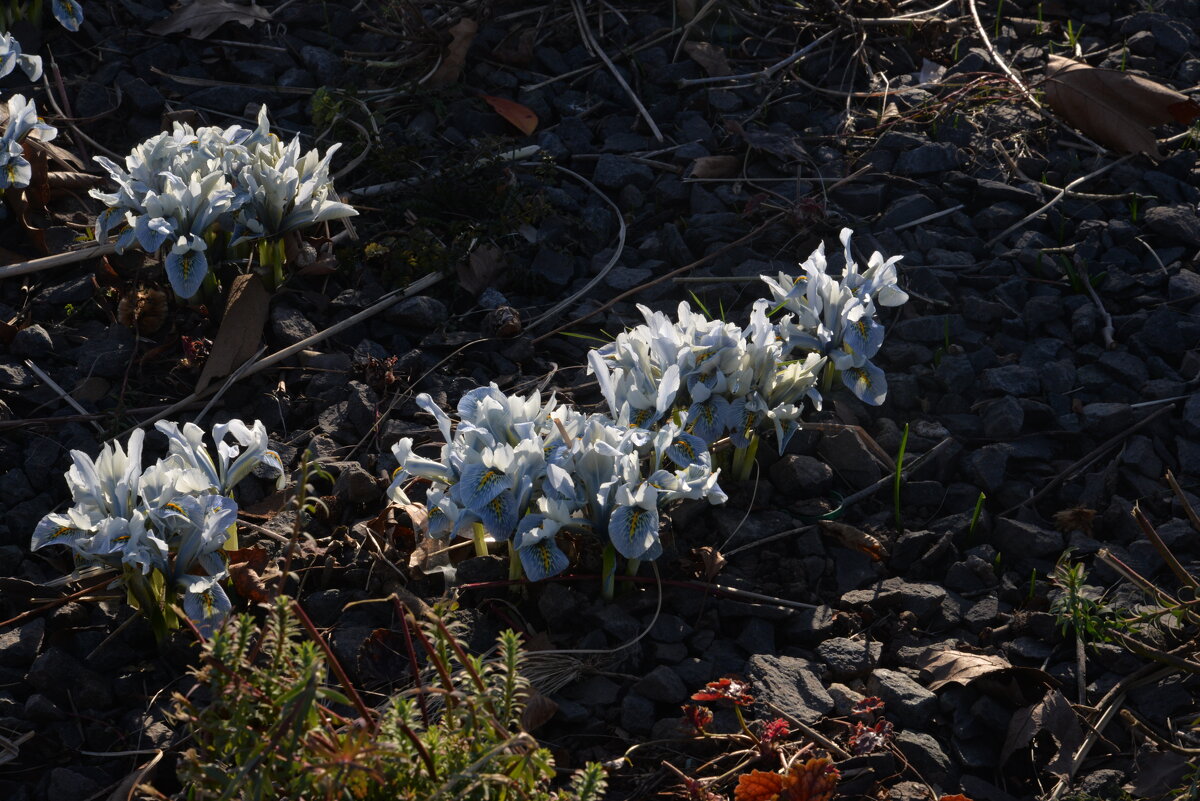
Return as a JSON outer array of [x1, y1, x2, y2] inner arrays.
[[893, 423, 909, 531], [689, 290, 713, 320], [968, 491, 986, 538], [993, 0, 1005, 40]]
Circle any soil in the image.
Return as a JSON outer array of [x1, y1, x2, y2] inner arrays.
[[1, 1, 1199, 799]]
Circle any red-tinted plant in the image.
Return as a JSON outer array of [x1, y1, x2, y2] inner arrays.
[[692, 677, 755, 706], [682, 704, 715, 735], [847, 718, 894, 755], [733, 757, 839, 801], [849, 696, 885, 719], [757, 718, 791, 759]]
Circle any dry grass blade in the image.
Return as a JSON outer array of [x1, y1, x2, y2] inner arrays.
[[1044, 55, 1200, 157]]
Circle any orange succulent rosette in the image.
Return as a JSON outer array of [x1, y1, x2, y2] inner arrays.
[[733, 757, 839, 801]]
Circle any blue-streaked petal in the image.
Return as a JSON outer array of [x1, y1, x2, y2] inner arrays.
[[607, 504, 659, 560], [455, 462, 512, 510], [518, 538, 569, 581], [843, 361, 888, 406], [182, 581, 231, 637], [477, 490, 517, 540], [31, 513, 87, 551], [0, 156, 30, 189], [165, 245, 208, 299], [666, 431, 707, 468], [52, 0, 85, 31]]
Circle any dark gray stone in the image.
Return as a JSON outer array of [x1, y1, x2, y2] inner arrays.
[[592, 154, 654, 190], [26, 648, 112, 709], [1145, 204, 1200, 247], [867, 669, 937, 727], [879, 194, 937, 229], [620, 693, 655, 733], [817, 429, 881, 487], [745, 654, 833, 724], [299, 45, 342, 86], [964, 445, 1008, 494], [271, 304, 318, 347], [648, 613, 690, 644], [1080, 402, 1133, 438], [633, 665, 688, 704], [736, 617, 776, 655], [389, 296, 447, 329], [1168, 268, 1200, 302], [895, 730, 952, 785], [895, 143, 965, 175], [10, 324, 53, 358], [593, 603, 640, 641], [46, 768, 103, 798], [892, 314, 965, 343], [816, 637, 882, 678], [118, 75, 164, 114], [332, 462, 379, 505], [980, 365, 1040, 395], [768, 454, 833, 497], [605, 265, 652, 291], [0, 618, 43, 667], [993, 517, 1064, 558], [983, 395, 1024, 439], [571, 675, 620, 706], [538, 583, 585, 630], [529, 247, 575, 289]]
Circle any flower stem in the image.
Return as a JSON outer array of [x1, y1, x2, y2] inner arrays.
[[625, 557, 641, 577], [733, 705, 756, 741], [821, 362, 837, 394], [471, 523, 489, 557], [507, 541, 524, 582], [601, 544, 617, 601], [732, 432, 760, 481]]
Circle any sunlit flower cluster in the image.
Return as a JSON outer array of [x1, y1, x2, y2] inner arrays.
[[0, 31, 42, 82], [387, 385, 726, 582], [90, 106, 357, 298], [31, 420, 283, 637], [587, 297, 825, 455], [760, 228, 908, 406], [0, 94, 56, 190]]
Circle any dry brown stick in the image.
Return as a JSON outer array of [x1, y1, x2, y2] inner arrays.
[[1166, 468, 1200, 533], [569, 0, 663, 141], [1132, 502, 1199, 590], [986, 155, 1133, 247], [1079, 257, 1115, 349], [117, 271, 444, 438], [1121, 709, 1200, 755], [765, 701, 852, 760], [1003, 402, 1175, 516], [532, 213, 784, 343], [965, 0, 1040, 109], [0, 242, 116, 280]]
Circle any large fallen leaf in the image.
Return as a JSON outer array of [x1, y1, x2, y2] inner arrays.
[[1045, 55, 1200, 158], [687, 154, 740, 179], [999, 688, 1083, 779], [683, 41, 731, 77], [917, 647, 1053, 691], [194, 273, 269, 394], [819, 520, 886, 560], [427, 18, 477, 89], [457, 243, 506, 295], [149, 0, 273, 40], [482, 95, 538, 135]]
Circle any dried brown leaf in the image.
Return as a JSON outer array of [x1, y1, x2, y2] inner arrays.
[[1045, 55, 1200, 158], [194, 273, 269, 394], [520, 687, 558, 732], [683, 41, 731, 77], [149, 0, 272, 40], [481, 95, 539, 135], [818, 520, 886, 560], [999, 689, 1083, 778], [917, 647, 1052, 692], [689, 546, 727, 582], [457, 243, 506, 295], [427, 18, 478, 89], [687, 155, 740, 179], [228, 546, 280, 604]]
